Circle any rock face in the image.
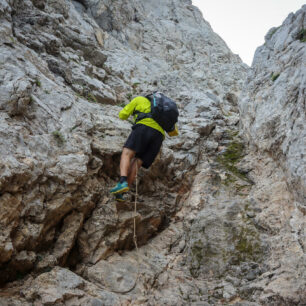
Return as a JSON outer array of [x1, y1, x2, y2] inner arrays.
[[239, 6, 306, 206], [0, 0, 305, 305]]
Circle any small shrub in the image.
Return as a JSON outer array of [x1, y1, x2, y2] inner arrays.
[[216, 140, 252, 184], [132, 82, 140, 89], [126, 93, 133, 100], [9, 36, 16, 44], [87, 92, 97, 103], [35, 78, 41, 87], [270, 72, 280, 82], [268, 26, 280, 39], [296, 28, 306, 42], [52, 130, 65, 145], [132, 82, 140, 94]]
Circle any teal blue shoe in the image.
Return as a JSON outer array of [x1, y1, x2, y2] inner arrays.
[[115, 193, 125, 202], [110, 181, 129, 194]]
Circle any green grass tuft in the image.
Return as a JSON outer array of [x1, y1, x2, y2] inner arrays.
[[9, 36, 16, 44], [87, 92, 97, 103], [126, 93, 133, 100], [132, 82, 140, 89], [268, 26, 280, 39], [271, 72, 280, 82], [216, 139, 253, 184], [52, 130, 65, 145], [296, 28, 306, 42], [35, 78, 41, 87]]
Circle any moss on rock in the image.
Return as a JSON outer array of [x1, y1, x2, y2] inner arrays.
[[217, 139, 250, 183]]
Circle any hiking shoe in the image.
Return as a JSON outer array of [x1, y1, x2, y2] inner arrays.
[[110, 181, 129, 194], [115, 193, 125, 202]]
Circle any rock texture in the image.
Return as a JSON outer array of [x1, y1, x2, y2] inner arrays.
[[0, 0, 305, 305], [237, 6, 306, 304], [239, 6, 306, 206]]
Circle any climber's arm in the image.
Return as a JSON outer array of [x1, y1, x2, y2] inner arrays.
[[119, 98, 138, 120]]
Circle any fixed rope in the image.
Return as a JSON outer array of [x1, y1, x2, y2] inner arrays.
[[100, 161, 140, 294], [133, 162, 139, 252]]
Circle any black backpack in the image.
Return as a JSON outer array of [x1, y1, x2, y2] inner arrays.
[[135, 92, 179, 132]]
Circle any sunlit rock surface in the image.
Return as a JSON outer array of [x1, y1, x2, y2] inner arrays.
[[240, 5, 306, 206], [0, 0, 305, 305]]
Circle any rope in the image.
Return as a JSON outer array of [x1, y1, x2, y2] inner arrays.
[[133, 162, 139, 252], [99, 160, 140, 294]]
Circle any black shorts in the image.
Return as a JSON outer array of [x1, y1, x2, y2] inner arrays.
[[124, 124, 163, 169]]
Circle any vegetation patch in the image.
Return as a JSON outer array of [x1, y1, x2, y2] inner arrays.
[[75, 92, 82, 99], [87, 92, 97, 103], [75, 91, 97, 103], [189, 240, 204, 277], [270, 72, 280, 82], [35, 78, 42, 87], [216, 131, 253, 189], [219, 141, 244, 163], [52, 130, 65, 145], [189, 239, 218, 278], [222, 207, 264, 268], [226, 129, 239, 138], [132, 82, 140, 94], [236, 226, 262, 264], [267, 26, 280, 39], [9, 36, 16, 44], [126, 92, 133, 100], [223, 173, 237, 186], [117, 101, 126, 108], [217, 140, 250, 183], [296, 28, 306, 42], [233, 225, 262, 263]]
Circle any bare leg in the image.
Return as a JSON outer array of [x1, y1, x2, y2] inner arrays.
[[120, 148, 136, 177], [127, 158, 143, 187]]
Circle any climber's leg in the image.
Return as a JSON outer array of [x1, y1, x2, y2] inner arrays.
[[120, 148, 136, 177], [110, 148, 135, 194], [127, 158, 143, 187]]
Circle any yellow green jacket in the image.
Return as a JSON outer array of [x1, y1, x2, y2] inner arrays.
[[119, 96, 165, 136]]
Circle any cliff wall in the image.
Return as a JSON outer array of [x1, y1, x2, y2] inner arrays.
[[0, 1, 305, 305]]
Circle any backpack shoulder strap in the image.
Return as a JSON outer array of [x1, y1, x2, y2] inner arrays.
[[133, 94, 154, 123], [133, 110, 153, 123]]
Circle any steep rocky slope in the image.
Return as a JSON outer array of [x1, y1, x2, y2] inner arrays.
[[240, 7, 306, 206], [0, 0, 305, 305]]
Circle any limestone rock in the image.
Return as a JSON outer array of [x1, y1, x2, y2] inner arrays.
[[239, 5, 306, 206], [0, 0, 305, 305]]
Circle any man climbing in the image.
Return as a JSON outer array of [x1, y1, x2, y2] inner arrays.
[[110, 92, 179, 201]]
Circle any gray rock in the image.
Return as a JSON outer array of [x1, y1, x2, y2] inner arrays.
[[239, 5, 306, 206], [0, 0, 305, 305]]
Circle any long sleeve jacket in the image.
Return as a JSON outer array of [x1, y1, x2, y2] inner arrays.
[[119, 96, 165, 136]]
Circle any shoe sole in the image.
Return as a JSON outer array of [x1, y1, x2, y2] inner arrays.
[[111, 187, 129, 194], [115, 198, 125, 202]]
